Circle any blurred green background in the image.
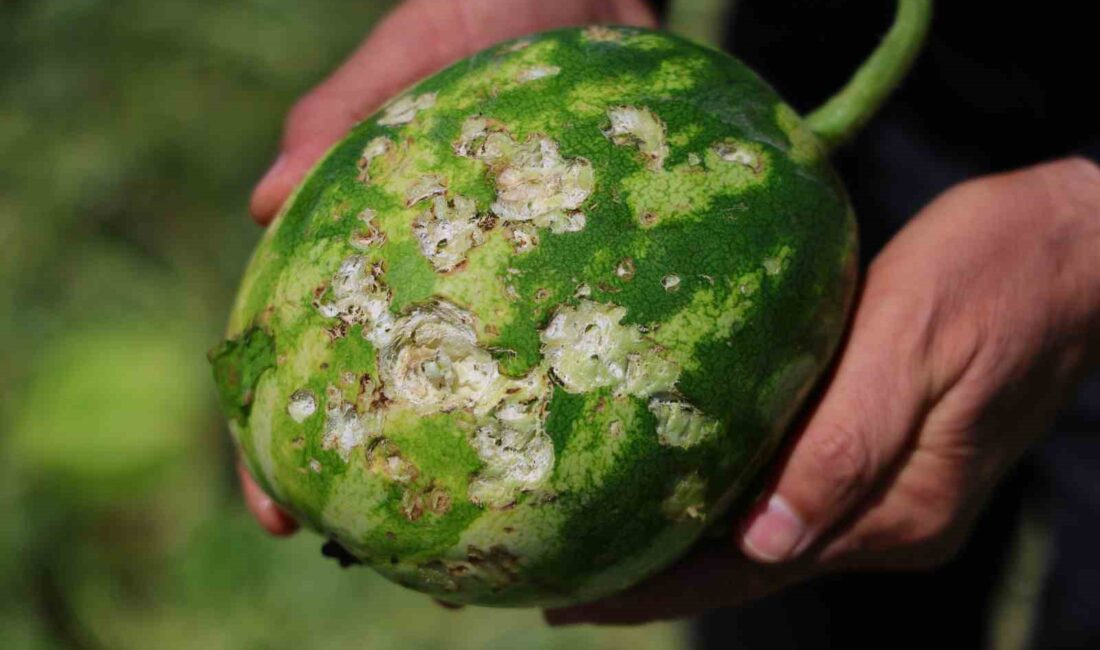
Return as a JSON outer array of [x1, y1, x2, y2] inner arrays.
[[0, 1, 689, 647]]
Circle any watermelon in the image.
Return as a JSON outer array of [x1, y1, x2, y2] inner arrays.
[[212, 16, 926, 607]]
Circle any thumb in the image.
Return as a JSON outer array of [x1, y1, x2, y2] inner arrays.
[[249, 0, 657, 223], [738, 287, 933, 563]]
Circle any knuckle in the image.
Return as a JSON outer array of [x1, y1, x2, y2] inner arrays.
[[1042, 155, 1100, 184], [804, 422, 874, 499], [1039, 156, 1100, 214]]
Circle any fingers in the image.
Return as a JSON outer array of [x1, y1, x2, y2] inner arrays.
[[250, 0, 657, 223], [737, 274, 935, 564], [238, 461, 299, 536], [545, 541, 810, 626]]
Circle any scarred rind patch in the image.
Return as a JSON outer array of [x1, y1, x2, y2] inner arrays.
[[378, 92, 437, 126], [648, 396, 720, 449], [455, 115, 594, 232], [412, 195, 486, 273], [622, 137, 769, 227], [378, 301, 500, 415], [417, 544, 522, 593], [540, 300, 718, 447], [516, 65, 561, 83], [603, 106, 669, 171], [315, 255, 395, 347], [312, 260, 558, 508], [357, 137, 393, 184], [661, 472, 707, 522]]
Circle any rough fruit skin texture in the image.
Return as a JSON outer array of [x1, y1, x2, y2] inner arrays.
[[213, 26, 857, 607]]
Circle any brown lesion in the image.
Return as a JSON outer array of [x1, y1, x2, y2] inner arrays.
[[323, 321, 348, 342], [416, 544, 523, 594], [399, 483, 454, 522], [364, 438, 419, 484], [349, 209, 387, 250], [614, 257, 636, 281]]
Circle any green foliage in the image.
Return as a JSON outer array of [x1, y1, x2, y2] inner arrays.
[[0, 1, 686, 647]]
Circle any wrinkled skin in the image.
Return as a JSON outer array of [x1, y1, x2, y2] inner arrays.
[[241, 0, 1100, 624]]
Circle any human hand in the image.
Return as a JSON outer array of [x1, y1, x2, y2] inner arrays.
[[240, 0, 658, 534], [546, 157, 1100, 625]]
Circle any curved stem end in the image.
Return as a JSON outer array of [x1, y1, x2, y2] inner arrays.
[[805, 0, 934, 153]]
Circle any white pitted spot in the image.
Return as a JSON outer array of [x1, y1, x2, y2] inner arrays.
[[687, 152, 702, 167], [504, 222, 540, 254], [574, 283, 592, 299], [468, 421, 555, 508], [404, 174, 447, 207], [357, 137, 393, 184], [712, 139, 761, 171], [540, 300, 678, 398], [648, 394, 719, 449], [378, 92, 437, 126], [582, 25, 625, 43], [315, 255, 396, 346], [661, 274, 681, 292], [516, 65, 561, 83], [615, 258, 636, 281], [349, 208, 387, 250], [322, 384, 379, 460], [455, 116, 594, 233], [378, 301, 502, 415], [309, 458, 323, 474], [661, 472, 707, 522], [412, 195, 485, 273], [287, 389, 317, 423], [603, 106, 669, 171]]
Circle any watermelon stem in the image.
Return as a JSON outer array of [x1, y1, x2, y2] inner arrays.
[[805, 0, 933, 152]]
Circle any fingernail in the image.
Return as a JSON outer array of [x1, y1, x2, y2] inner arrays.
[[740, 494, 805, 562]]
